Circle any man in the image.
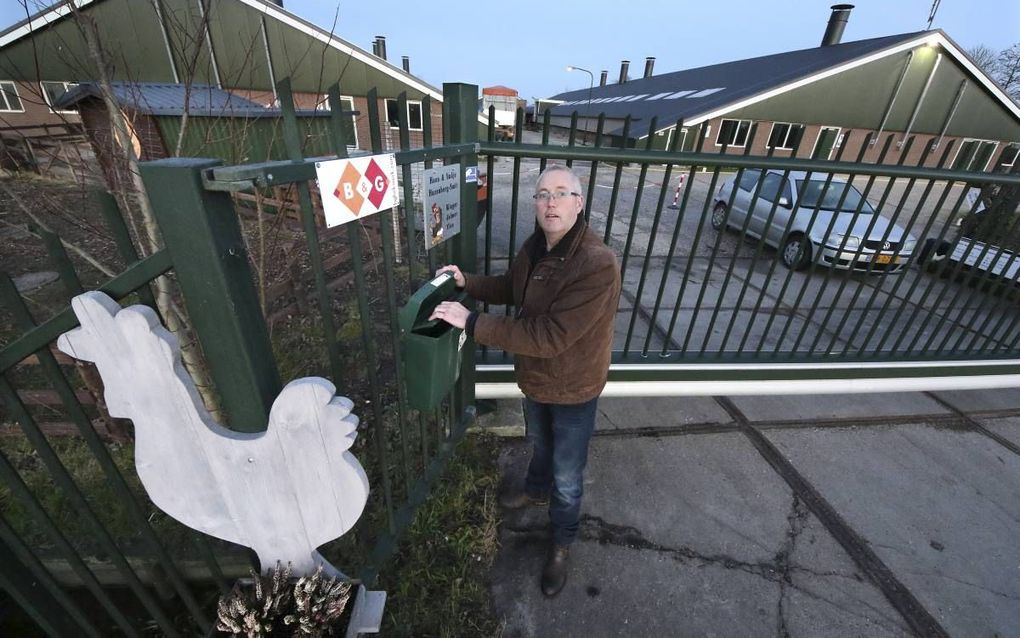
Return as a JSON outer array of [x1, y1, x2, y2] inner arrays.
[[429, 164, 621, 597]]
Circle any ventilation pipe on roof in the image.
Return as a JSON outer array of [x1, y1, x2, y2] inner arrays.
[[599, 70, 608, 86], [402, 56, 410, 72], [644, 57, 655, 78], [376, 35, 387, 60], [371, 39, 379, 56], [619, 60, 630, 84], [821, 4, 854, 46]]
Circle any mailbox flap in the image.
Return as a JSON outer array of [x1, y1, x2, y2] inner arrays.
[[399, 271, 458, 333]]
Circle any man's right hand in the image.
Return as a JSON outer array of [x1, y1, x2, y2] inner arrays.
[[436, 265, 466, 288]]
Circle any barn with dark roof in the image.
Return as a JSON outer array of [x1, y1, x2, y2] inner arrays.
[[544, 6, 1019, 171]]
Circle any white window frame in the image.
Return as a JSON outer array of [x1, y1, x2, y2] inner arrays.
[[0, 81, 24, 112], [951, 138, 999, 172], [714, 118, 751, 148], [315, 94, 360, 149], [40, 80, 79, 114], [384, 98, 423, 131], [810, 126, 842, 160], [766, 122, 803, 150], [1000, 143, 1018, 168]]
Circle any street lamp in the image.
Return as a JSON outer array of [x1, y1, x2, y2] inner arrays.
[[566, 65, 594, 145]]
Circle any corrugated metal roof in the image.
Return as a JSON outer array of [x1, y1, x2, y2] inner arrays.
[[547, 32, 930, 138], [53, 82, 333, 118]]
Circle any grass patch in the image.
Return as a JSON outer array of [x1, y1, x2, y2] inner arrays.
[[379, 432, 502, 637]]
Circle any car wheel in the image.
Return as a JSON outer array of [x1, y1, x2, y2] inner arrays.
[[917, 237, 950, 272], [781, 234, 811, 270], [711, 202, 728, 231]]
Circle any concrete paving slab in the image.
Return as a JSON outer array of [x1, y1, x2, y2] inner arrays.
[[729, 392, 950, 423], [596, 396, 733, 431], [762, 424, 1020, 636], [491, 435, 907, 636], [976, 416, 1020, 448], [931, 387, 1020, 414]]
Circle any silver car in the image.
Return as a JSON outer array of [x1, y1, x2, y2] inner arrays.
[[712, 169, 916, 272]]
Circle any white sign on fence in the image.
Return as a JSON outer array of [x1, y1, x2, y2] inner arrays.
[[423, 163, 461, 250], [316, 154, 399, 228]]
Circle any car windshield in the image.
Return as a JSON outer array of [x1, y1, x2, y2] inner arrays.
[[795, 179, 875, 213]]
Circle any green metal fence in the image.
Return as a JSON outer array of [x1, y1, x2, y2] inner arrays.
[[475, 112, 1020, 395], [0, 79, 478, 635]]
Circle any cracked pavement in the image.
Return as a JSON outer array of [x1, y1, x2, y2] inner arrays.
[[480, 387, 1020, 636]]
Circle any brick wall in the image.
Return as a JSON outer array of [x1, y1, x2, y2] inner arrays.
[[0, 80, 82, 137]]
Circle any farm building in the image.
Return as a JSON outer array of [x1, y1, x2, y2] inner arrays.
[[543, 5, 1020, 171], [0, 0, 447, 171]]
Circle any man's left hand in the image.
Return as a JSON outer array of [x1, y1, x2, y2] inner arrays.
[[429, 301, 470, 329]]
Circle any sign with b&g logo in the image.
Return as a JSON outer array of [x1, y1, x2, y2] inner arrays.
[[316, 154, 399, 228]]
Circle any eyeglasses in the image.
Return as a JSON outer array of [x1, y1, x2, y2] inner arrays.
[[533, 191, 580, 203]]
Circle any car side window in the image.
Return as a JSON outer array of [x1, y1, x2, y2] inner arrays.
[[738, 169, 761, 192], [759, 173, 783, 202]]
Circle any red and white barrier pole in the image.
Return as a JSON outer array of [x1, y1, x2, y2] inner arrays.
[[668, 174, 686, 208]]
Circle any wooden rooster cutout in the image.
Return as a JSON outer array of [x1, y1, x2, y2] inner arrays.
[[57, 291, 370, 578]]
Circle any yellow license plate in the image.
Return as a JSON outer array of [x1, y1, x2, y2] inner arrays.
[[875, 254, 899, 265]]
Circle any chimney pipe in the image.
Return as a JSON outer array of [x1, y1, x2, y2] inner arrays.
[[376, 35, 387, 60], [401, 55, 410, 72], [599, 70, 608, 87], [371, 39, 379, 56], [643, 57, 655, 78], [821, 4, 854, 46], [619, 60, 630, 84]]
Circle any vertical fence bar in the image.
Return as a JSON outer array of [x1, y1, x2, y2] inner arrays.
[[442, 82, 479, 418], [0, 275, 212, 628], [138, 157, 280, 429], [0, 377, 168, 637], [94, 190, 158, 309], [929, 195, 1020, 354], [358, 90, 398, 529], [602, 116, 631, 245], [866, 148, 968, 355], [936, 167, 1020, 354], [539, 109, 551, 173], [732, 131, 823, 355], [648, 126, 704, 356], [713, 136, 792, 357], [0, 458, 135, 636], [623, 118, 677, 354], [565, 111, 578, 168], [820, 134, 903, 354], [695, 126, 771, 356], [275, 77, 345, 389], [802, 133, 892, 353], [662, 122, 711, 350], [618, 119, 658, 355], [678, 132, 751, 354], [0, 514, 99, 637], [767, 136, 858, 355], [583, 114, 606, 225], [504, 117, 524, 320], [895, 187, 974, 354]]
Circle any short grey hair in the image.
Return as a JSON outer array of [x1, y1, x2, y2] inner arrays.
[[535, 164, 583, 196]]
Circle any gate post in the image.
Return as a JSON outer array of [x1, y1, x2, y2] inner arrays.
[[443, 83, 479, 414], [139, 157, 281, 431]]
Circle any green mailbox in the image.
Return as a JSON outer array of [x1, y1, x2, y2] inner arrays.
[[399, 271, 469, 410]]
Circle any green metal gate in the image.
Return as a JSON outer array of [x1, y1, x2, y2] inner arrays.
[[0, 80, 478, 635], [474, 109, 1020, 397]]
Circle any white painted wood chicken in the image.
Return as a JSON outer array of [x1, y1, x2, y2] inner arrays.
[[57, 291, 370, 578]]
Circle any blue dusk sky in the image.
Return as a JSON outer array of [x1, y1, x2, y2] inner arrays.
[[1, 0, 1017, 99]]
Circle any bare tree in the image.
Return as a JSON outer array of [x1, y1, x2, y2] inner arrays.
[[968, 42, 1020, 103]]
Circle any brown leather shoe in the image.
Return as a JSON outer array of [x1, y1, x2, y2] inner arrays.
[[499, 489, 549, 509], [541, 545, 569, 597]]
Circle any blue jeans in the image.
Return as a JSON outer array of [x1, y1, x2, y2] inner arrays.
[[522, 395, 598, 546]]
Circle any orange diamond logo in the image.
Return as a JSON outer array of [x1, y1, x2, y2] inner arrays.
[[333, 162, 364, 216]]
